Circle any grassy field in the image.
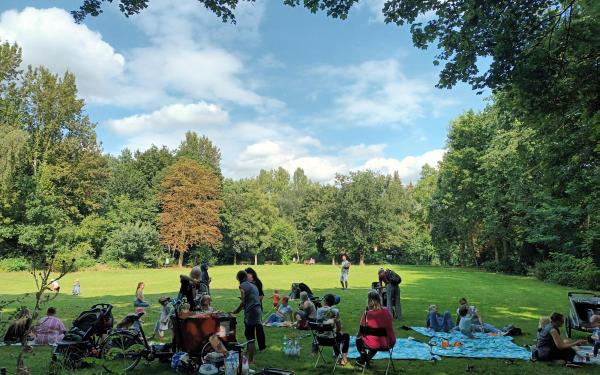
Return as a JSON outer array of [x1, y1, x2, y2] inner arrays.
[[0, 264, 595, 374]]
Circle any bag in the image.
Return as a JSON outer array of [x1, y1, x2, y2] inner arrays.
[[502, 324, 522, 336], [387, 270, 401, 285]]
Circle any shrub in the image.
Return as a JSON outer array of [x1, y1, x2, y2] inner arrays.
[[533, 253, 599, 290], [102, 222, 163, 267], [54, 242, 96, 271], [0, 257, 30, 272], [482, 256, 529, 275]]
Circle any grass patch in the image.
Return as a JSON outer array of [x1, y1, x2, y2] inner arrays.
[[0, 265, 595, 374]]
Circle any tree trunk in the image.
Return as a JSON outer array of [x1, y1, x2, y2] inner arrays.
[[360, 253, 365, 265], [178, 251, 184, 267], [331, 257, 335, 265], [494, 246, 499, 263], [254, 253, 258, 265], [502, 239, 509, 260], [459, 242, 465, 267], [233, 253, 237, 265], [470, 233, 478, 267]]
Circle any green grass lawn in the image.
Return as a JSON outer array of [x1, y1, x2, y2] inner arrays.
[[0, 265, 595, 374]]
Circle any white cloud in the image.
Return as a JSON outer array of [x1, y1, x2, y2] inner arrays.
[[0, 7, 125, 103], [341, 143, 386, 158], [358, 149, 446, 182], [314, 59, 433, 127]]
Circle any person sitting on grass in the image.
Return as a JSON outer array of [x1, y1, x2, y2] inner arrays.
[[458, 305, 476, 338], [426, 304, 454, 333], [355, 290, 395, 369], [536, 312, 586, 365], [456, 297, 500, 333], [264, 296, 293, 326], [316, 293, 350, 367], [3, 308, 32, 344], [134, 281, 149, 309], [34, 307, 66, 345], [294, 291, 316, 329]]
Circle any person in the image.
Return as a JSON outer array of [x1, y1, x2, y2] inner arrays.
[[316, 293, 350, 367], [590, 314, 600, 357], [231, 270, 265, 364], [3, 308, 32, 344], [50, 279, 60, 293], [245, 267, 264, 308], [426, 305, 454, 333], [271, 289, 281, 310], [455, 297, 500, 333], [340, 255, 350, 290], [134, 282, 149, 308], [378, 268, 402, 320], [72, 279, 80, 296], [150, 297, 171, 342], [264, 296, 293, 326], [199, 294, 214, 313], [355, 290, 396, 368], [201, 263, 211, 294], [179, 266, 203, 310], [34, 307, 66, 345], [536, 312, 585, 363], [294, 291, 316, 328], [457, 305, 476, 338]]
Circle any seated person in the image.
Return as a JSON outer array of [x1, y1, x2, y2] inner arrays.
[[537, 312, 586, 363], [199, 294, 214, 313], [456, 297, 500, 333], [3, 308, 32, 344], [264, 296, 293, 326], [316, 294, 350, 367], [590, 314, 600, 357], [355, 290, 395, 368], [294, 291, 316, 328], [426, 304, 454, 333], [458, 305, 476, 338], [34, 307, 66, 345]]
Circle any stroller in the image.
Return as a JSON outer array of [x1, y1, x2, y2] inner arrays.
[[53, 303, 114, 368], [290, 282, 321, 308], [566, 292, 600, 337]]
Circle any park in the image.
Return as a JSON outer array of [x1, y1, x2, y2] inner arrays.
[[1, 0, 599, 374]]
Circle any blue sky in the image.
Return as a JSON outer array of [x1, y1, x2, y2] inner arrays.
[[0, 0, 487, 182]]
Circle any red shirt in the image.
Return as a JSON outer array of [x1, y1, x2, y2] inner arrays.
[[360, 308, 396, 350]]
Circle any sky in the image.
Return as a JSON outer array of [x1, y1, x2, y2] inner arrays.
[[0, 0, 487, 183]]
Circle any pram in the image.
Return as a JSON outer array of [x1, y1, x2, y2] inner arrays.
[[289, 282, 321, 308], [53, 303, 114, 368], [566, 291, 600, 337]]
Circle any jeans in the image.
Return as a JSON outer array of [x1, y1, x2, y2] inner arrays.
[[265, 313, 282, 324], [385, 284, 401, 319], [244, 322, 266, 351], [473, 322, 500, 334], [134, 299, 149, 307], [428, 311, 453, 332]]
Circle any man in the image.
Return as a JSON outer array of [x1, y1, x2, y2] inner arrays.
[[378, 268, 402, 320], [340, 255, 350, 290], [231, 270, 265, 364]]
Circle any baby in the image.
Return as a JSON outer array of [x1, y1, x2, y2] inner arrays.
[[272, 289, 281, 309]]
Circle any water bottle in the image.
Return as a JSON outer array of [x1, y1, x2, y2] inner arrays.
[[294, 338, 300, 356], [283, 335, 288, 355]]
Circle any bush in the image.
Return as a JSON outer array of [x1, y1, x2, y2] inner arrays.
[[54, 242, 96, 271], [533, 253, 599, 290], [482, 256, 529, 275], [0, 257, 30, 272], [102, 222, 163, 267]]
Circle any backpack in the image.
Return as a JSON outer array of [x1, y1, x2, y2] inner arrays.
[[387, 270, 401, 285]]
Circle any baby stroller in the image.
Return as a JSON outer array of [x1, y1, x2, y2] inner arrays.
[[566, 291, 600, 337], [53, 303, 114, 369]]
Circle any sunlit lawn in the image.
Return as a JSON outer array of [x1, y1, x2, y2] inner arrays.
[[0, 264, 595, 374]]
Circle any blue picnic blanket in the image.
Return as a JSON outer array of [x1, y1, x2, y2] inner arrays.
[[346, 336, 434, 361], [411, 327, 531, 360]]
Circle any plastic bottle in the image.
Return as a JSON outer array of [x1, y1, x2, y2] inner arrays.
[[283, 335, 288, 355], [294, 338, 300, 356]]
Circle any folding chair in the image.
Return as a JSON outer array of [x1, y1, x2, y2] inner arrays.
[[358, 325, 396, 375], [309, 321, 341, 373]]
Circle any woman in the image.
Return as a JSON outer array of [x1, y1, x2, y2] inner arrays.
[[295, 291, 316, 328], [316, 294, 350, 367], [537, 312, 586, 363], [264, 296, 293, 326], [34, 307, 66, 345], [355, 290, 395, 368], [244, 267, 264, 307], [455, 297, 499, 333], [134, 282, 149, 308], [231, 270, 265, 364]]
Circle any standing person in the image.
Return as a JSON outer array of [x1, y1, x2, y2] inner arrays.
[[34, 307, 66, 345], [72, 279, 80, 296], [377, 268, 402, 320], [231, 270, 265, 364], [201, 263, 211, 294], [150, 297, 171, 342], [134, 282, 149, 308], [245, 267, 265, 308], [340, 255, 350, 290], [536, 312, 585, 364]]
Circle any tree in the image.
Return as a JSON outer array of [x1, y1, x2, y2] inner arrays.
[[103, 221, 162, 266], [176, 131, 222, 177], [269, 219, 298, 264], [158, 158, 223, 267]]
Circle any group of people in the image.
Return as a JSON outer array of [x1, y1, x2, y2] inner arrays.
[[426, 297, 501, 337], [2, 307, 66, 346]]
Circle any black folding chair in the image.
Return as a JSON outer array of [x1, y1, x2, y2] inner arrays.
[[309, 322, 341, 373], [358, 325, 396, 374]]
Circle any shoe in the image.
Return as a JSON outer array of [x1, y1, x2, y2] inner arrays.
[[354, 360, 365, 369]]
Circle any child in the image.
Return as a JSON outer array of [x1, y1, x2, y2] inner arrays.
[[199, 294, 214, 313], [272, 289, 281, 309], [591, 314, 600, 357], [151, 296, 171, 342], [458, 305, 475, 338], [264, 296, 292, 326], [72, 280, 80, 296]]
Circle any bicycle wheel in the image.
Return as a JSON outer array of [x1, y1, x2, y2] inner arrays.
[[101, 330, 144, 373]]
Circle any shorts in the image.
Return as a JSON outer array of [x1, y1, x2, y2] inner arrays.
[[340, 272, 349, 282]]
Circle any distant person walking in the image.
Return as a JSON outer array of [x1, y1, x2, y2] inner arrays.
[[378, 268, 402, 320], [340, 255, 350, 290]]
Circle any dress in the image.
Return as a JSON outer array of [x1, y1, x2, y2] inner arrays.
[[340, 260, 350, 282], [34, 316, 66, 345]]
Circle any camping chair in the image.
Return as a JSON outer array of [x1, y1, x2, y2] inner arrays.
[[358, 325, 396, 375], [309, 322, 342, 373]]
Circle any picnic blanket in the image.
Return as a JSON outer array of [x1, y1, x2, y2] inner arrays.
[[575, 346, 600, 365], [346, 336, 434, 361], [411, 327, 531, 360]]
